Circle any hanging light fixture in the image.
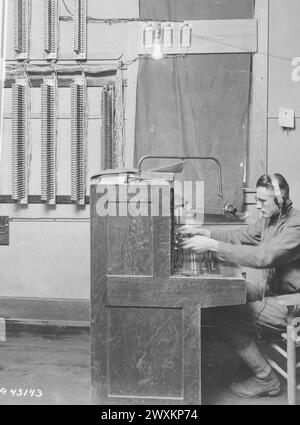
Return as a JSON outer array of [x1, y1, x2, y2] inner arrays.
[[151, 24, 164, 61]]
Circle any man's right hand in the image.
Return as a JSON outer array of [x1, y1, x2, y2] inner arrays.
[[179, 225, 211, 238]]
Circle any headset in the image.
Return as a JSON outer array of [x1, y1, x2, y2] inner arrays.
[[259, 174, 284, 302], [270, 174, 284, 207]]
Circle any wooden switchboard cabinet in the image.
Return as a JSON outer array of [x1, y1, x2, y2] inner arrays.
[[90, 181, 245, 404]]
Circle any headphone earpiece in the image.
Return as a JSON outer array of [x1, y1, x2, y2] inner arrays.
[[270, 174, 284, 207]]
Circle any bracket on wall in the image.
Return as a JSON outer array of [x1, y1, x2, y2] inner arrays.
[[0, 217, 9, 246]]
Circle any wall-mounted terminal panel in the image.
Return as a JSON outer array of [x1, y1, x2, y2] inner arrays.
[[70, 76, 87, 205], [73, 0, 87, 60], [14, 0, 30, 60], [113, 69, 125, 168], [11, 78, 29, 204], [43, 0, 58, 60], [101, 85, 115, 170], [41, 78, 57, 204]]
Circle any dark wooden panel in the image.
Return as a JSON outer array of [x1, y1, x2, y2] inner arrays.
[[107, 276, 246, 309], [183, 305, 201, 404], [107, 307, 183, 400], [107, 216, 153, 276], [0, 216, 9, 245], [152, 216, 170, 278], [139, 0, 254, 20], [91, 185, 108, 403]]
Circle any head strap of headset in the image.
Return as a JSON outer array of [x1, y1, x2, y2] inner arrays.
[[270, 174, 284, 207]]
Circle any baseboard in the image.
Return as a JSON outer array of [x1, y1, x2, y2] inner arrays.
[[0, 297, 90, 327], [0, 298, 219, 329]]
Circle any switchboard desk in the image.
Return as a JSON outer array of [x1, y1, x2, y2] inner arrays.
[[90, 181, 246, 404]]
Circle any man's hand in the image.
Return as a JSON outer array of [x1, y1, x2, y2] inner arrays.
[[179, 225, 211, 238], [181, 235, 219, 253]]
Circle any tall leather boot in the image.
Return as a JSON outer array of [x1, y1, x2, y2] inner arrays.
[[230, 340, 281, 398]]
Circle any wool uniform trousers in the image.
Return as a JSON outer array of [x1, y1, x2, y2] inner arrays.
[[217, 269, 294, 351]]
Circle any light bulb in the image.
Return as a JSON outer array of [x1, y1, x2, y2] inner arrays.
[[151, 40, 163, 60], [180, 23, 192, 48], [151, 25, 164, 61], [162, 24, 173, 48]]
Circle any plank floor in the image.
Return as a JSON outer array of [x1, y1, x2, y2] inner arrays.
[[0, 324, 91, 405], [201, 328, 300, 405], [0, 323, 298, 405]]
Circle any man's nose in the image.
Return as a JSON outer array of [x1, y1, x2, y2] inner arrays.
[[256, 201, 262, 209]]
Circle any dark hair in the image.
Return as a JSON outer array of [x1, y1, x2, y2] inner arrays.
[[256, 173, 290, 202]]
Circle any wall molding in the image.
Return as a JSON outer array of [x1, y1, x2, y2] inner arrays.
[[244, 187, 256, 205], [248, 0, 269, 187], [0, 297, 90, 326]]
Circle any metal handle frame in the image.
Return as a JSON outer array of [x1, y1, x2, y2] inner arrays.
[[137, 155, 225, 212]]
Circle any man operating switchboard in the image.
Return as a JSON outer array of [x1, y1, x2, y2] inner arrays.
[[181, 173, 300, 398]]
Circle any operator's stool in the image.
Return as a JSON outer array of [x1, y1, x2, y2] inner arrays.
[[266, 294, 300, 405]]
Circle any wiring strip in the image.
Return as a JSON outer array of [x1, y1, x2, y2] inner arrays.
[[73, 0, 87, 60], [70, 76, 87, 205], [113, 66, 125, 167], [14, 0, 30, 59], [101, 86, 114, 170], [44, 0, 58, 60], [12, 78, 29, 204], [41, 77, 57, 204]]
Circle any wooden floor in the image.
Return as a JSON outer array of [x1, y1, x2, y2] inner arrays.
[[0, 323, 90, 405], [0, 323, 298, 405], [201, 328, 300, 405]]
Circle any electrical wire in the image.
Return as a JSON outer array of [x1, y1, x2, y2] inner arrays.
[[24, 61, 32, 196], [58, 16, 186, 23], [122, 53, 187, 67], [5, 62, 120, 77], [62, 0, 73, 16], [7, 217, 89, 222]]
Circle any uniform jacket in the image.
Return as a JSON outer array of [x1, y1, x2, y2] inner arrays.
[[211, 200, 300, 293]]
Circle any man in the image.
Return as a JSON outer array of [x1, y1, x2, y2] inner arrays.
[[181, 173, 300, 398]]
